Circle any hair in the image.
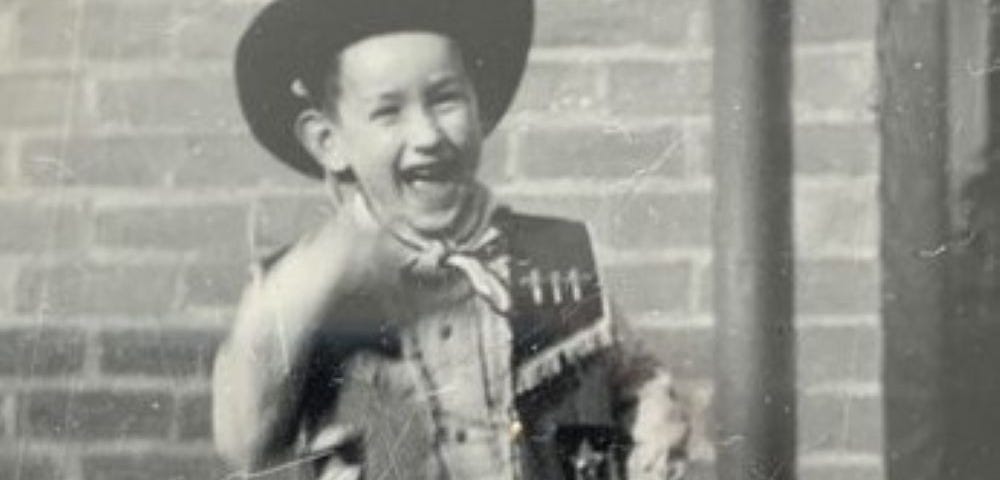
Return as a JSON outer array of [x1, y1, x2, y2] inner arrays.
[[299, 52, 342, 115], [297, 33, 475, 118]]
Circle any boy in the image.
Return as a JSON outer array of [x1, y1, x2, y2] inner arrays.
[[212, 0, 689, 478]]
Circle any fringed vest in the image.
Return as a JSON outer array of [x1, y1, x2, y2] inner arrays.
[[287, 211, 628, 480]]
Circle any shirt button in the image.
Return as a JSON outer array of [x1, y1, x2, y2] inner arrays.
[[440, 324, 453, 340], [509, 421, 523, 439]]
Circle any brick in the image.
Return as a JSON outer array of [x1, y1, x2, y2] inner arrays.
[[795, 185, 877, 254], [605, 192, 711, 249], [100, 329, 223, 377], [608, 61, 711, 116], [680, 384, 714, 461], [516, 124, 685, 179], [504, 192, 710, 250], [94, 204, 249, 256], [503, 193, 604, 226], [795, 52, 875, 114], [80, 1, 175, 59], [683, 460, 717, 480], [689, 126, 713, 176], [799, 464, 883, 480], [0, 395, 6, 434], [22, 134, 312, 188], [799, 393, 883, 453], [0, 201, 85, 254], [183, 263, 247, 307], [507, 62, 600, 114], [797, 260, 879, 315], [477, 129, 510, 185], [693, 263, 712, 313], [632, 325, 713, 380], [253, 194, 329, 250], [798, 324, 880, 388], [175, 3, 258, 59], [605, 261, 692, 315], [0, 452, 61, 480], [795, 0, 877, 42], [795, 124, 878, 175], [177, 392, 211, 440], [82, 453, 225, 480], [0, 328, 86, 376], [16, 0, 80, 59], [21, 136, 184, 186], [15, 263, 180, 315], [18, 390, 173, 439], [96, 76, 243, 131], [0, 260, 15, 313], [535, 0, 701, 47], [0, 140, 8, 186], [0, 7, 14, 64], [0, 73, 76, 128], [173, 134, 313, 187]]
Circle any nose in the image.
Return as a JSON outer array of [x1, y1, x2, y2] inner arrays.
[[405, 107, 445, 153]]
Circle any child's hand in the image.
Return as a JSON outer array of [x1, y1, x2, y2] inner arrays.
[[627, 371, 690, 480], [311, 424, 364, 480], [285, 209, 413, 317]]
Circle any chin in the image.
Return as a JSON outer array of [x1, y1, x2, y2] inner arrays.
[[406, 205, 464, 236]]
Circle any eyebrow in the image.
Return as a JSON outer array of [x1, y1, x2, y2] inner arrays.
[[426, 73, 465, 92], [353, 72, 466, 105], [362, 90, 404, 105]]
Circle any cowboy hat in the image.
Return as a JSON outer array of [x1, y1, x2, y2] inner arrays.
[[235, 0, 533, 179]]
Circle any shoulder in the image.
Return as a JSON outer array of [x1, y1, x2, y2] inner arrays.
[[251, 209, 359, 280], [498, 209, 590, 242], [496, 208, 596, 269]]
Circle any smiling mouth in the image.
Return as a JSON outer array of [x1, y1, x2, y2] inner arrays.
[[399, 159, 463, 187]]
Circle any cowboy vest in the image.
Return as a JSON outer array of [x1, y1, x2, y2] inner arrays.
[[287, 211, 629, 480], [502, 212, 629, 480]]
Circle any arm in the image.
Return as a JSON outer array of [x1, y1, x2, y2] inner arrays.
[[608, 307, 691, 480], [212, 215, 382, 471]]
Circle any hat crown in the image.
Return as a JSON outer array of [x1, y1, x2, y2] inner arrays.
[[235, 0, 534, 179]]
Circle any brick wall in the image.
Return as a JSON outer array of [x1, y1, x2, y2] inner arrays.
[[0, 0, 883, 479]]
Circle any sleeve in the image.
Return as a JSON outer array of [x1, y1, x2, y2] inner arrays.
[[212, 257, 311, 472], [607, 302, 691, 480], [211, 225, 392, 478]]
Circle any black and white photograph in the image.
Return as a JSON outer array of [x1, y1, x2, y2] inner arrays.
[[2, 0, 999, 479]]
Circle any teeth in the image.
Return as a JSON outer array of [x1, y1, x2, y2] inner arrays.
[[402, 162, 455, 182]]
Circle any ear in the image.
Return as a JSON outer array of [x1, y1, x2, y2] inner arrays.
[[294, 108, 350, 174]]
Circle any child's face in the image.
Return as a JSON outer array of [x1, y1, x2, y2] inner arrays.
[[327, 31, 484, 236]]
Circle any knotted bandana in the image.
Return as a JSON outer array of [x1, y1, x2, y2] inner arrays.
[[348, 184, 513, 314]]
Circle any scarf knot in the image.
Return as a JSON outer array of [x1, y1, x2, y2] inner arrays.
[[405, 228, 512, 315], [349, 185, 513, 315]]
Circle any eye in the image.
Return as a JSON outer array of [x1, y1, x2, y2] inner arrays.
[[430, 90, 467, 110], [369, 104, 401, 121]]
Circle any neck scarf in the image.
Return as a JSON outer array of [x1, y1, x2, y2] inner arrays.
[[348, 183, 512, 314]]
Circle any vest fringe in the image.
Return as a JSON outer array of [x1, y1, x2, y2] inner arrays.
[[514, 313, 615, 395]]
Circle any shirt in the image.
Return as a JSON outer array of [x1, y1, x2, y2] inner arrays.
[[212, 194, 689, 480]]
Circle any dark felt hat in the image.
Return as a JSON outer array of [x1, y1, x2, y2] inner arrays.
[[235, 0, 534, 179]]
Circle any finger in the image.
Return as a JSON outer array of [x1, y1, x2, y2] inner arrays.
[[628, 444, 669, 478], [317, 464, 362, 480], [310, 424, 363, 452], [667, 459, 687, 480]]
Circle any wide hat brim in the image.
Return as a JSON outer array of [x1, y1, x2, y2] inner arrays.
[[235, 0, 534, 179]]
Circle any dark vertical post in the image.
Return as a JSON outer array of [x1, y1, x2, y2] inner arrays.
[[879, 1, 949, 479], [712, 1, 796, 479], [943, 2, 1000, 479]]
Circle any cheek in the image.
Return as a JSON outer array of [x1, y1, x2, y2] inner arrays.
[[438, 109, 481, 149], [345, 126, 404, 171]]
